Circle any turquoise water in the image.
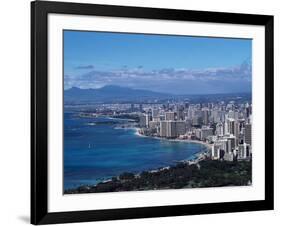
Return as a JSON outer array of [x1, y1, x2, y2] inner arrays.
[[64, 112, 207, 189]]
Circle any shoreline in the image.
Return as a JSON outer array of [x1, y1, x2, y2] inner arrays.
[[106, 115, 211, 150], [65, 159, 252, 194], [134, 128, 212, 150], [65, 127, 212, 191], [132, 128, 212, 170]]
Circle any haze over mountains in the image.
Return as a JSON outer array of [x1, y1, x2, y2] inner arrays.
[[64, 85, 169, 103], [64, 60, 252, 95], [64, 85, 251, 104]]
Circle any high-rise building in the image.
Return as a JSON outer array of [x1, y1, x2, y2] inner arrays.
[[149, 121, 159, 130], [185, 119, 192, 131], [160, 120, 185, 138], [188, 108, 195, 119], [160, 121, 168, 137], [212, 140, 227, 160], [176, 121, 186, 135], [216, 122, 224, 136], [228, 110, 235, 119], [152, 108, 159, 118], [177, 109, 184, 120], [195, 128, 202, 140], [211, 110, 219, 123], [234, 111, 239, 120], [226, 136, 236, 152], [220, 111, 226, 122], [212, 144, 220, 160], [227, 118, 235, 135], [145, 114, 152, 127], [165, 112, 176, 121], [244, 123, 252, 145], [224, 121, 228, 135], [201, 127, 213, 140], [192, 116, 202, 126], [202, 109, 209, 125], [139, 115, 146, 128], [167, 121, 177, 138], [234, 121, 240, 146], [237, 143, 251, 159], [152, 116, 161, 122], [245, 102, 252, 118]]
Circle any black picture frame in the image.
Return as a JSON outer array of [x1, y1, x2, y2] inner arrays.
[[31, 0, 274, 224]]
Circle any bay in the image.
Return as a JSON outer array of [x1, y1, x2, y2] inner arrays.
[[64, 112, 207, 189]]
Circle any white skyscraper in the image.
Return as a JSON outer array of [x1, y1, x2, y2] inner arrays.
[[227, 118, 235, 135], [145, 114, 151, 127], [216, 122, 224, 136]]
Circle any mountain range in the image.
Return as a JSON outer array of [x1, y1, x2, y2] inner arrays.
[[64, 85, 252, 104], [64, 85, 170, 103]]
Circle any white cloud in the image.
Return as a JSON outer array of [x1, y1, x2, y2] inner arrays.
[[64, 61, 252, 94]]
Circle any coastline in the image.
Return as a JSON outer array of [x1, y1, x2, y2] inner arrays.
[[109, 115, 211, 151], [134, 128, 212, 150], [65, 127, 212, 191], [132, 128, 212, 168], [65, 158, 252, 194], [64, 125, 252, 194]]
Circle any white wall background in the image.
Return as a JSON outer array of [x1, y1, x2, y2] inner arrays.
[[0, 0, 279, 225]]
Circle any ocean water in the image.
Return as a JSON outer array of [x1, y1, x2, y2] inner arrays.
[[64, 112, 207, 189]]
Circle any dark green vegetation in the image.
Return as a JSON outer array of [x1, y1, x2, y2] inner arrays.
[[65, 160, 252, 194]]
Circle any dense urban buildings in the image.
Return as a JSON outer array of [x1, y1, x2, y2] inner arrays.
[[132, 100, 252, 162], [75, 96, 252, 163]]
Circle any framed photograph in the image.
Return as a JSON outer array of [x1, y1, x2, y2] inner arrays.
[[31, 0, 274, 224]]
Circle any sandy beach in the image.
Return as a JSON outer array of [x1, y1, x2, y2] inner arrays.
[[134, 128, 212, 150]]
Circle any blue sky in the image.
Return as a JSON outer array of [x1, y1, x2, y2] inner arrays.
[[64, 30, 252, 94]]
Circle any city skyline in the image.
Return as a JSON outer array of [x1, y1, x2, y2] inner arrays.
[[65, 95, 252, 192], [64, 30, 252, 94], [63, 30, 252, 194]]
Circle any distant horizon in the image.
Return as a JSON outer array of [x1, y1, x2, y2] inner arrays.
[[64, 30, 252, 95], [65, 84, 252, 96]]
